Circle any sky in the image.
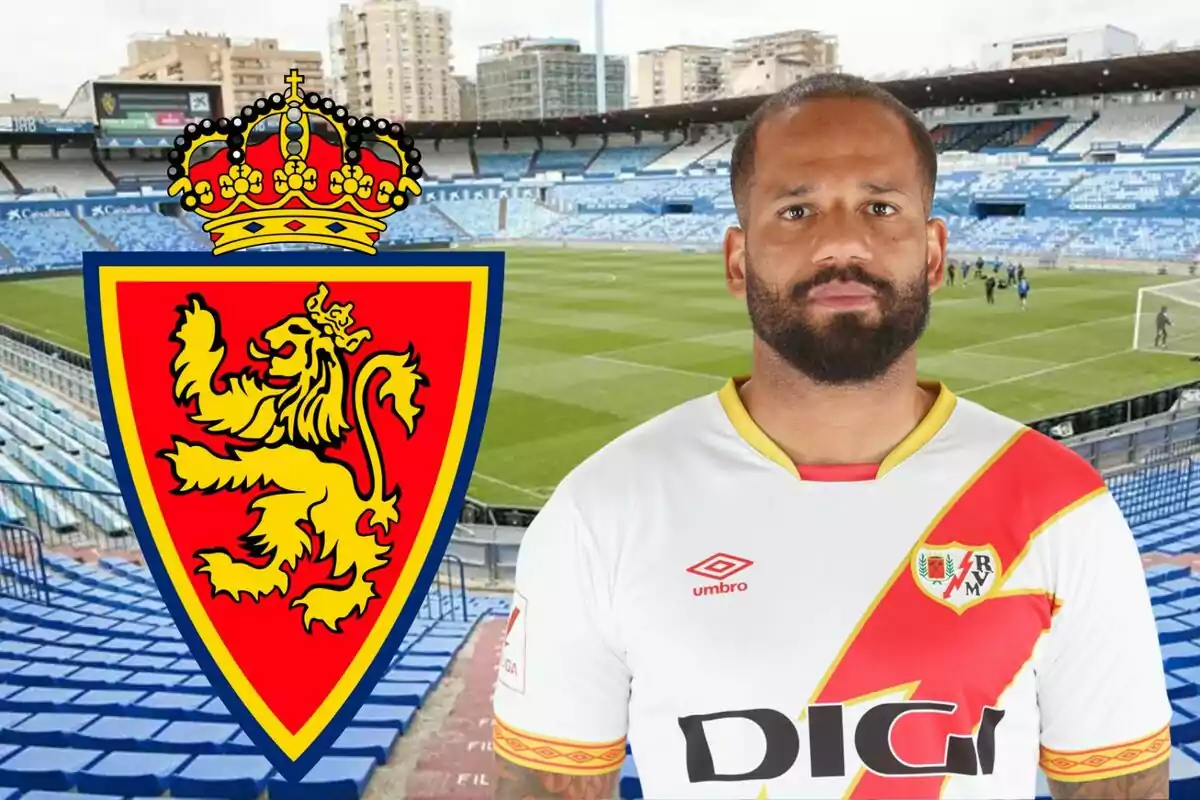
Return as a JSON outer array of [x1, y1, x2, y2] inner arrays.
[[1, 0, 1198, 109]]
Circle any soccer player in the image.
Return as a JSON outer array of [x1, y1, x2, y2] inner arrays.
[[493, 74, 1169, 800], [1155, 305, 1172, 348], [1018, 275, 1030, 310], [985, 274, 996, 305]]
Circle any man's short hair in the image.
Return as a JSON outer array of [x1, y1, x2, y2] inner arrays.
[[729, 72, 938, 222]]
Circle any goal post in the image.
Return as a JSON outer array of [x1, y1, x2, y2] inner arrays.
[[1134, 279, 1200, 357]]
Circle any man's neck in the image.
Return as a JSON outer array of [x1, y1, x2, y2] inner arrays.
[[739, 345, 936, 467]]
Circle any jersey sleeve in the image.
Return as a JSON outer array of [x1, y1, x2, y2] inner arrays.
[[491, 484, 630, 776], [1035, 490, 1172, 783]]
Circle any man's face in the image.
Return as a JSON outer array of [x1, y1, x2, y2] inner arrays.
[[724, 97, 947, 385]]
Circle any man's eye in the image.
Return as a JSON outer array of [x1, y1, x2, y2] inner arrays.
[[869, 202, 897, 216], [781, 206, 808, 220]]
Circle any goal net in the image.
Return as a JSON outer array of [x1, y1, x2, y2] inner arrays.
[[1134, 279, 1200, 357]]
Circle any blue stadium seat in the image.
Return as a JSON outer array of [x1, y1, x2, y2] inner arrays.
[[351, 704, 416, 731], [148, 721, 239, 753], [370, 681, 431, 706], [266, 755, 376, 800], [74, 716, 168, 751], [383, 669, 437, 685], [169, 753, 273, 799], [74, 749, 191, 796], [329, 727, 401, 763], [5, 712, 97, 746], [0, 745, 105, 791]]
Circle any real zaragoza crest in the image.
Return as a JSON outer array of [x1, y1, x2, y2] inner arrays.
[[84, 69, 504, 780]]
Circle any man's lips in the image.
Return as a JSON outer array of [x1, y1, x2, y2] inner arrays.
[[806, 281, 878, 309]]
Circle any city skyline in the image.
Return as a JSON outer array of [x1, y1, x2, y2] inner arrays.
[[1, 0, 1198, 110]]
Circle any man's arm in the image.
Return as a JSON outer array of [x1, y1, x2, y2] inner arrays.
[[1048, 761, 1168, 799], [1033, 489, 1172, 799], [490, 487, 631, 800], [493, 757, 620, 800]]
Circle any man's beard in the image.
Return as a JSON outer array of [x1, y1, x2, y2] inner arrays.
[[745, 259, 931, 385]]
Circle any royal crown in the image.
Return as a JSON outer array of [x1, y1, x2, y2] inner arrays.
[[167, 69, 423, 255]]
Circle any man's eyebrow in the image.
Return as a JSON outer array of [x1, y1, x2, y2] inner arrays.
[[860, 181, 907, 195], [773, 184, 813, 199]]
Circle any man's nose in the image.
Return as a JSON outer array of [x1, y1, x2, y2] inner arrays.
[[808, 207, 873, 267]]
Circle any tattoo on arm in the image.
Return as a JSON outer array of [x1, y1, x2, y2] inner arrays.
[[493, 755, 620, 800], [1048, 761, 1169, 800]]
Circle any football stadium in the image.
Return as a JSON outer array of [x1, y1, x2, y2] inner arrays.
[[5, 38, 1200, 800]]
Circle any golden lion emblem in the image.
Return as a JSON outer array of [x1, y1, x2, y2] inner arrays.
[[160, 283, 426, 633]]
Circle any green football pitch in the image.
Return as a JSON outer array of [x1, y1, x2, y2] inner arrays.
[[2, 248, 1200, 506]]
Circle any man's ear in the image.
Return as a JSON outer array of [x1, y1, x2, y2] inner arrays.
[[725, 225, 747, 299], [925, 215, 948, 291]]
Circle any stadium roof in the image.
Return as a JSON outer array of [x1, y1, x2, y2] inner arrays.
[[403, 48, 1200, 141]]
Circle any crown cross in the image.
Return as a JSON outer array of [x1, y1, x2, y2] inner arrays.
[[285, 69, 305, 102]]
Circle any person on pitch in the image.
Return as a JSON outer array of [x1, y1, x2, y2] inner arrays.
[[492, 73, 1169, 800], [1156, 305, 1172, 348]]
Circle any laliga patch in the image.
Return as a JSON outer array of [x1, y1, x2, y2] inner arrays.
[[83, 68, 504, 782], [499, 591, 528, 694]]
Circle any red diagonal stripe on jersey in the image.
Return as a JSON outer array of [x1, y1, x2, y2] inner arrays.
[[809, 429, 1106, 800], [505, 607, 520, 641]]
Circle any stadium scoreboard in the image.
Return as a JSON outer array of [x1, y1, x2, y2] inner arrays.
[[92, 81, 223, 136]]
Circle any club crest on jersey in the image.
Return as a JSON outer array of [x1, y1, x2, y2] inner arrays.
[[83, 254, 503, 781], [911, 543, 1001, 613]]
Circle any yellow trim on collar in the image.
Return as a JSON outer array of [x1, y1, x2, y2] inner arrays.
[[717, 376, 958, 480]]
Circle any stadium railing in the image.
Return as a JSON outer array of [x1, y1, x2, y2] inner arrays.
[[0, 476, 524, 588], [0, 521, 50, 605], [1038, 379, 1200, 441], [1106, 440, 1200, 527], [0, 478, 131, 551]]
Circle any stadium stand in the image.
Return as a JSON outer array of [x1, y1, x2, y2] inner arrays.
[[85, 213, 206, 252], [0, 218, 98, 273], [532, 134, 603, 172], [1060, 103, 1190, 154], [5, 148, 110, 198], [416, 139, 473, 180], [644, 131, 729, 172], [1037, 117, 1092, 153], [0, 545, 509, 799], [585, 134, 672, 175], [475, 137, 537, 179], [1156, 109, 1200, 154]]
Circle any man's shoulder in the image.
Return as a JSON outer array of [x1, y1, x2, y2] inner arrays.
[[555, 390, 727, 498], [950, 396, 1104, 494]]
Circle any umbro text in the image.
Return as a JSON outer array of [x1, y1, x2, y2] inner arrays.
[[692, 581, 748, 597]]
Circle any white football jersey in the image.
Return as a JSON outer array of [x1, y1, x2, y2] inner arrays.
[[492, 378, 1170, 799]]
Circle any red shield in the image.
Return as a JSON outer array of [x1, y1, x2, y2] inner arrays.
[[926, 556, 946, 580], [84, 251, 503, 779]]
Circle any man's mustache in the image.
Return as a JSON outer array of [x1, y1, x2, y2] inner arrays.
[[790, 264, 896, 301]]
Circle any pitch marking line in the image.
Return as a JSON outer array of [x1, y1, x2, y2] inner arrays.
[[0, 312, 83, 349], [953, 313, 1130, 353], [471, 472, 549, 500], [958, 349, 1132, 395], [588, 311, 1130, 364], [582, 354, 726, 380]]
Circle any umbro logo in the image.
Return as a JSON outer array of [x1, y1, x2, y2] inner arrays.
[[687, 552, 752, 597]]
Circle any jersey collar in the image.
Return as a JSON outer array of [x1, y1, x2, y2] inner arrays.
[[716, 376, 958, 480]]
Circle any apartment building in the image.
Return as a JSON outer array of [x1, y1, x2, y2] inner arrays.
[[118, 31, 326, 115], [328, 0, 458, 122]]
